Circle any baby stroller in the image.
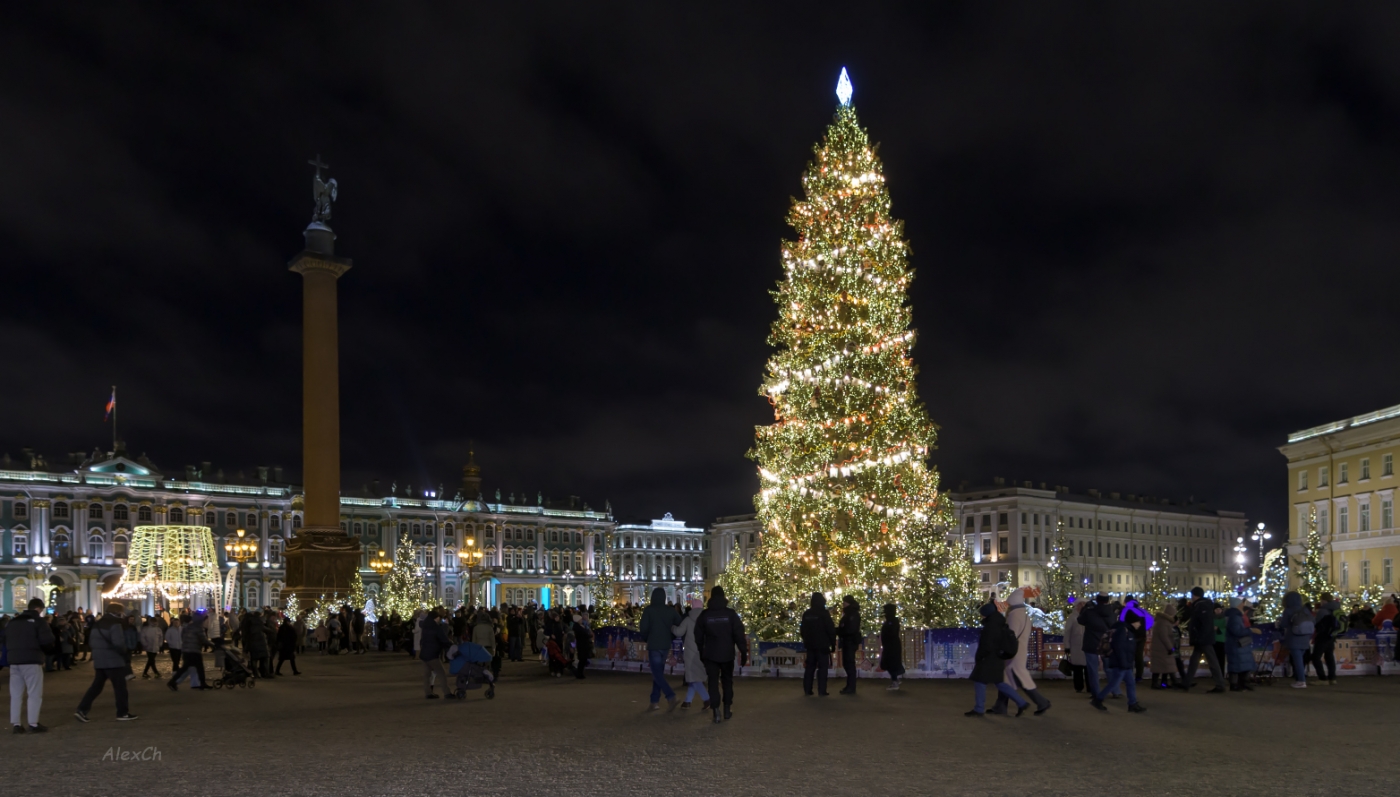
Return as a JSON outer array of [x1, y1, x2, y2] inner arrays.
[[215, 647, 257, 690], [449, 642, 495, 699]]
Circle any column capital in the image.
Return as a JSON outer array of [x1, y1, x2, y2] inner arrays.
[[289, 251, 352, 279]]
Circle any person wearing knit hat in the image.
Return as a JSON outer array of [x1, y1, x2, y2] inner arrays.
[[992, 588, 1051, 715]]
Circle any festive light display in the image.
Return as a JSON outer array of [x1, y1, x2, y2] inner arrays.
[[379, 534, 431, 619], [346, 571, 367, 612], [1142, 559, 1173, 616], [590, 529, 622, 627], [1293, 505, 1333, 606], [1040, 521, 1079, 630], [105, 525, 221, 604], [725, 71, 978, 639], [1255, 547, 1288, 622]]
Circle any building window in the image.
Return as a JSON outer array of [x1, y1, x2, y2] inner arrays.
[[270, 538, 284, 564], [551, 551, 560, 571], [1033, 537, 1039, 555], [88, 535, 104, 560], [1362, 560, 1371, 586], [292, 515, 302, 529], [1361, 503, 1372, 532], [1021, 536, 1027, 554], [526, 550, 536, 569], [1341, 561, 1350, 589], [89, 504, 104, 519], [53, 502, 69, 519], [998, 536, 1008, 555], [170, 508, 185, 523], [1299, 471, 1308, 491], [980, 571, 990, 583], [13, 502, 27, 518], [413, 523, 422, 535], [1362, 458, 1371, 480], [226, 512, 236, 527], [1339, 506, 1349, 535], [965, 517, 975, 530], [114, 535, 128, 559], [1078, 540, 1084, 556], [1385, 558, 1393, 586], [138, 506, 152, 522], [270, 514, 281, 530], [1319, 507, 1329, 536], [1319, 467, 1329, 488], [1385, 500, 1394, 530], [1386, 454, 1394, 477], [269, 585, 281, 609], [574, 551, 583, 571], [444, 522, 454, 537], [13, 534, 28, 557], [1339, 463, 1349, 484], [982, 538, 991, 556], [113, 504, 129, 522]]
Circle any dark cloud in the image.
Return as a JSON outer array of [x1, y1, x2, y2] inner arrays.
[[3, 4, 1400, 529]]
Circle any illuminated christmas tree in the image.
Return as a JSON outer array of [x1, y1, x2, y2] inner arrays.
[[1255, 548, 1288, 622], [590, 529, 622, 627], [346, 571, 367, 611], [380, 535, 430, 619], [735, 68, 970, 636], [1041, 521, 1079, 625], [1142, 558, 1172, 616], [1293, 505, 1332, 605]]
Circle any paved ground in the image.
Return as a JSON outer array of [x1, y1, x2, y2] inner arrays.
[[2, 652, 1395, 796]]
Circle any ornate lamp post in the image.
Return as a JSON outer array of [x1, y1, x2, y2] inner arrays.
[[456, 539, 483, 608], [1250, 523, 1272, 570], [32, 554, 55, 610], [369, 549, 392, 576], [1234, 536, 1249, 579], [224, 528, 257, 611]]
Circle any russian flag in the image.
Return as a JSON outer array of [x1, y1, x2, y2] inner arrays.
[[104, 389, 116, 422]]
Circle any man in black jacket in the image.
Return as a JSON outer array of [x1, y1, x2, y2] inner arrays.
[[1181, 587, 1227, 693], [799, 593, 836, 697], [419, 608, 453, 699], [837, 596, 862, 695], [1077, 593, 1113, 704], [695, 586, 748, 723], [5, 598, 55, 732]]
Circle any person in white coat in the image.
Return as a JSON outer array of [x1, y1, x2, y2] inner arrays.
[[671, 598, 710, 711], [138, 619, 164, 678], [163, 618, 184, 673], [992, 589, 1051, 715]]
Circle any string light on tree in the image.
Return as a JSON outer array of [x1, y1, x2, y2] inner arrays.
[[724, 68, 978, 638]]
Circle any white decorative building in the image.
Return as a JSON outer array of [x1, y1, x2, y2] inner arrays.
[[611, 513, 707, 604]]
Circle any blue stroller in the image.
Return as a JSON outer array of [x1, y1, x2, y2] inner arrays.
[[449, 642, 496, 699]]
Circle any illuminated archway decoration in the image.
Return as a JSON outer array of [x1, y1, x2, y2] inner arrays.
[[104, 525, 222, 604]]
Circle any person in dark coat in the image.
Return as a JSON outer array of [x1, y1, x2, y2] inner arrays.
[[694, 586, 748, 723], [966, 600, 1027, 717], [418, 608, 453, 699], [1309, 595, 1340, 685], [1223, 597, 1255, 691], [1100, 613, 1146, 713], [242, 611, 272, 678], [638, 588, 681, 710], [837, 596, 862, 695], [1181, 587, 1227, 692], [1076, 593, 1113, 701], [275, 617, 301, 675], [799, 593, 837, 696], [879, 604, 905, 691], [571, 613, 593, 680], [74, 603, 137, 723]]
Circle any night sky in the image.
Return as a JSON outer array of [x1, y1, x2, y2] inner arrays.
[[5, 5, 1400, 531]]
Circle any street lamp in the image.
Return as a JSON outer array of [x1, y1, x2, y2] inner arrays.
[[1250, 522, 1272, 570], [31, 554, 55, 611], [1234, 536, 1249, 578], [224, 528, 257, 611], [456, 539, 483, 608], [370, 549, 392, 575]]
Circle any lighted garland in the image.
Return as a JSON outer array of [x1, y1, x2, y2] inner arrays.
[[590, 529, 622, 627], [1293, 505, 1333, 606], [379, 534, 431, 619], [1255, 548, 1289, 622], [105, 525, 222, 603], [727, 75, 978, 638]]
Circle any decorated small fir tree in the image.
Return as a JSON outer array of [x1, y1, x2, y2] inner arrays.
[[1142, 558, 1172, 617], [1255, 548, 1289, 622], [590, 529, 621, 627], [732, 69, 971, 637], [1041, 520, 1079, 624], [347, 571, 367, 612], [380, 535, 430, 619], [1293, 505, 1332, 605]]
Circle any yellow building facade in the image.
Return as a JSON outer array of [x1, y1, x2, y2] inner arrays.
[[1280, 405, 1400, 595]]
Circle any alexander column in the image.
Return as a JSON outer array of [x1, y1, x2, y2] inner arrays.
[[283, 156, 360, 612]]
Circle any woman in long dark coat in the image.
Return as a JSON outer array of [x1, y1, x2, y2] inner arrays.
[[966, 601, 1027, 717], [879, 604, 905, 690]]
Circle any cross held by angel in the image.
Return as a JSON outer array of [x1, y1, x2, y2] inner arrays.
[[309, 154, 338, 223]]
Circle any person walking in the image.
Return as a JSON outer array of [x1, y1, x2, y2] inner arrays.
[[1310, 594, 1341, 685], [1077, 593, 1113, 705], [993, 589, 1050, 714], [671, 598, 710, 710], [1182, 587, 1228, 693], [164, 616, 183, 673], [1223, 597, 1256, 691], [1277, 591, 1314, 688], [74, 603, 138, 723], [275, 616, 301, 676], [799, 592, 836, 697], [879, 603, 906, 691], [4, 598, 55, 733], [242, 610, 271, 678], [166, 612, 210, 691], [138, 617, 163, 678], [966, 600, 1026, 717], [572, 613, 593, 679], [507, 609, 525, 662], [1150, 604, 1180, 690], [639, 587, 681, 711], [1065, 600, 1087, 693], [837, 595, 862, 695], [1101, 613, 1147, 713], [694, 586, 748, 724], [419, 608, 453, 699]]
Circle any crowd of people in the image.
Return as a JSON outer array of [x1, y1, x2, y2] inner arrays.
[[4, 585, 1396, 733]]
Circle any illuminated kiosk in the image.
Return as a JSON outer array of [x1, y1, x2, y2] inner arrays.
[[104, 525, 222, 615]]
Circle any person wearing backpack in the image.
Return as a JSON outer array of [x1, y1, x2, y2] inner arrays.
[[991, 589, 1050, 714], [1077, 593, 1114, 704], [799, 592, 836, 697], [1101, 613, 1147, 713], [1308, 594, 1341, 685], [1181, 587, 1228, 693], [694, 586, 749, 724], [1276, 591, 1314, 688], [966, 599, 1027, 717]]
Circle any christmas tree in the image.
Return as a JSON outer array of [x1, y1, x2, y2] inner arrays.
[[1040, 521, 1079, 627], [1255, 548, 1288, 622], [380, 534, 431, 619], [346, 571, 367, 611], [1293, 505, 1332, 605], [736, 68, 970, 637], [1142, 558, 1172, 616], [590, 529, 622, 627]]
